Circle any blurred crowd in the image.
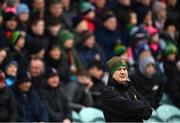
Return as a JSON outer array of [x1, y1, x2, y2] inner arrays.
[[0, 0, 180, 122]]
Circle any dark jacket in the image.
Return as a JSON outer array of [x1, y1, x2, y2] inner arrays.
[[39, 83, 71, 122], [77, 43, 106, 69], [90, 77, 105, 109], [130, 70, 163, 109], [95, 26, 120, 61], [45, 55, 70, 84], [64, 81, 93, 111], [0, 87, 17, 122], [163, 60, 180, 108], [100, 78, 152, 122], [12, 86, 49, 122]]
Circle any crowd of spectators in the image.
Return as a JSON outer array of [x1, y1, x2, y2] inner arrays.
[[0, 0, 179, 122]]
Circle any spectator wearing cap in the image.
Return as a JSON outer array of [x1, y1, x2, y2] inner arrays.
[[130, 56, 163, 109], [100, 56, 152, 122], [64, 69, 94, 111], [0, 71, 17, 122], [3, 60, 18, 86], [45, 42, 70, 84], [74, 2, 96, 33], [16, 3, 30, 31], [39, 68, 72, 122], [0, 12, 17, 48], [59, 30, 82, 76], [6, 31, 28, 71], [12, 71, 49, 122], [77, 30, 106, 69], [95, 12, 120, 61]]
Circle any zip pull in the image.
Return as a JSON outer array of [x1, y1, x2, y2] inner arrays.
[[134, 94, 137, 101]]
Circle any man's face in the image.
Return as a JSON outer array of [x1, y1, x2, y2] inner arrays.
[[112, 66, 128, 84], [29, 60, 44, 77], [103, 17, 117, 31], [31, 20, 45, 35], [6, 20, 17, 30], [49, 3, 63, 17], [18, 82, 32, 92], [47, 75, 60, 88]]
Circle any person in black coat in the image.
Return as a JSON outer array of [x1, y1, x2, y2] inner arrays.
[[130, 56, 163, 109], [100, 56, 152, 122], [12, 71, 49, 122], [0, 71, 17, 122], [39, 68, 71, 122]]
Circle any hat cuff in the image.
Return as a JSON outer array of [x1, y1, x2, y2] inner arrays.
[[110, 62, 128, 75]]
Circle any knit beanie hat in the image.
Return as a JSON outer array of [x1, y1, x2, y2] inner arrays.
[[107, 56, 128, 75], [58, 30, 74, 44], [164, 43, 178, 56], [80, 2, 95, 14], [114, 44, 127, 56], [4, 60, 18, 72], [15, 71, 32, 85], [3, 12, 17, 22], [16, 3, 29, 15], [28, 40, 46, 55], [44, 67, 58, 80], [9, 31, 24, 46], [101, 12, 116, 23], [139, 56, 155, 75]]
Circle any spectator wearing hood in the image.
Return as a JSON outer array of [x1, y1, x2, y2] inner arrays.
[[0, 71, 17, 122], [59, 30, 82, 76], [130, 56, 163, 109], [77, 30, 106, 69], [95, 12, 120, 61], [12, 70, 49, 122], [39, 68, 72, 122]]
